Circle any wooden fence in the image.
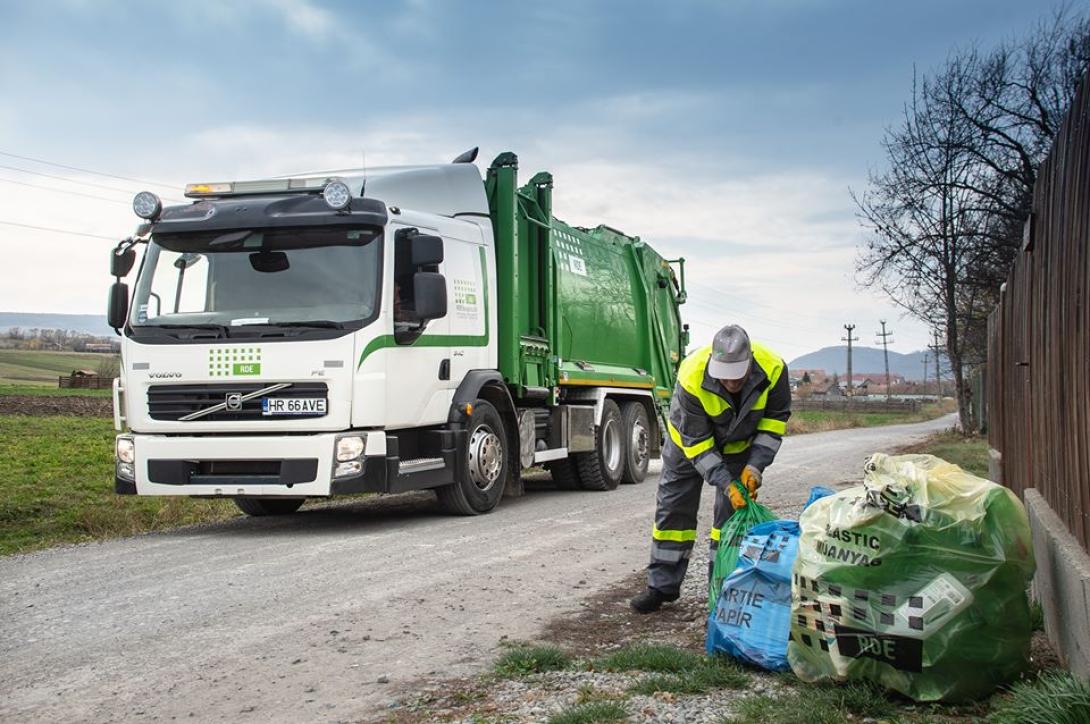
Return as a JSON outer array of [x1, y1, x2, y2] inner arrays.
[[58, 375, 114, 389], [987, 66, 1090, 552], [791, 398, 921, 414]]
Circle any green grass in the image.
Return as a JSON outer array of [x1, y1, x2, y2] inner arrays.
[[727, 681, 898, 724], [0, 384, 112, 397], [911, 430, 990, 477], [547, 700, 628, 724], [0, 415, 239, 555], [988, 671, 1090, 724], [0, 349, 117, 385], [595, 643, 705, 674], [788, 400, 956, 435], [493, 645, 573, 677], [629, 658, 748, 695]]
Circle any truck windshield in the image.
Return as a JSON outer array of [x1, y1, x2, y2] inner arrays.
[[130, 227, 382, 334]]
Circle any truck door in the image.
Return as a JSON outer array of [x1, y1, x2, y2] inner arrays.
[[384, 225, 451, 429]]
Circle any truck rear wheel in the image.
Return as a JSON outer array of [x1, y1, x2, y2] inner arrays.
[[234, 497, 305, 517], [437, 400, 509, 515], [547, 458, 582, 490], [620, 401, 650, 484], [574, 399, 624, 491]]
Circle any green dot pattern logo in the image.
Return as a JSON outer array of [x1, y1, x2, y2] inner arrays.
[[207, 347, 263, 377]]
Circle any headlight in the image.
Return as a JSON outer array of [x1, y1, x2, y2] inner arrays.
[[336, 435, 365, 462], [132, 191, 162, 220], [322, 179, 352, 210], [116, 436, 135, 464]]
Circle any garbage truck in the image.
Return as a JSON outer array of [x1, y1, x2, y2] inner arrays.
[[107, 149, 688, 516]]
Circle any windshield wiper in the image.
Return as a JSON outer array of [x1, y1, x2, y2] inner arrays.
[[140, 323, 231, 338], [270, 320, 346, 329]]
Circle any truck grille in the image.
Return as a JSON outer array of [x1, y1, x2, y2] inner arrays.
[[147, 382, 329, 421]]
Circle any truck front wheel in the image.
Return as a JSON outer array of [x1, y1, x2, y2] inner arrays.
[[574, 399, 624, 491], [437, 400, 509, 515], [234, 497, 305, 516]]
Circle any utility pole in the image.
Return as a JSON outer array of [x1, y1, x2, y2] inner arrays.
[[876, 320, 894, 401], [842, 324, 858, 402], [921, 353, 930, 398], [928, 329, 944, 400]]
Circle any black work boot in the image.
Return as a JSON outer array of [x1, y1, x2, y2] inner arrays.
[[629, 587, 679, 614]]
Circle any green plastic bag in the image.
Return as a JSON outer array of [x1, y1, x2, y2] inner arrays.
[[788, 453, 1035, 702], [709, 483, 775, 611]]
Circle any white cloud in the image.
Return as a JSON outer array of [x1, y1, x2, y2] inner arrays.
[[1, 110, 933, 360]]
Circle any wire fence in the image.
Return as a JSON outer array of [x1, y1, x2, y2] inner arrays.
[[987, 66, 1090, 553]]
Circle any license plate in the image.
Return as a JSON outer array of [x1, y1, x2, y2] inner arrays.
[[262, 397, 326, 416]]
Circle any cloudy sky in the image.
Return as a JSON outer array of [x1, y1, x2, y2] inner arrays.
[[0, 0, 1073, 361]]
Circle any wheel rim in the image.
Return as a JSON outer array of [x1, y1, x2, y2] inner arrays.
[[468, 425, 503, 492], [631, 418, 650, 470], [603, 417, 622, 474]]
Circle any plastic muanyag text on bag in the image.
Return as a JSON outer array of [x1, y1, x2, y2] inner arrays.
[[787, 453, 1036, 702], [709, 483, 775, 611]]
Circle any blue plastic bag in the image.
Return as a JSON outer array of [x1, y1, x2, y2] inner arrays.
[[706, 520, 800, 670], [707, 486, 835, 670]]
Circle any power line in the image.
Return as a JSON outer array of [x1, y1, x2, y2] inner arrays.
[[0, 150, 181, 191], [0, 177, 130, 205], [0, 219, 118, 240], [0, 162, 187, 204]]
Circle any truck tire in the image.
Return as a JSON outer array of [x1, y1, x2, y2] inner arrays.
[[233, 497, 305, 516], [574, 399, 624, 491], [620, 401, 651, 484], [436, 400, 509, 515], [547, 458, 582, 490]]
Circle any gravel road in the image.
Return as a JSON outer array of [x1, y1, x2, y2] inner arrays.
[[0, 414, 956, 723]]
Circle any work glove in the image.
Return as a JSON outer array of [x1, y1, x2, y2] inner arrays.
[[741, 464, 762, 500], [726, 481, 748, 509]]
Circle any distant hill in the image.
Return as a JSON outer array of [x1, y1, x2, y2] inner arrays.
[[0, 313, 113, 338], [789, 345, 948, 381]]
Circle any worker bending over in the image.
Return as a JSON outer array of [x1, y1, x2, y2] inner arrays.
[[631, 325, 791, 613]]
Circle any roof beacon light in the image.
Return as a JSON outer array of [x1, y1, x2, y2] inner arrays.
[[132, 191, 162, 220], [322, 178, 352, 211]]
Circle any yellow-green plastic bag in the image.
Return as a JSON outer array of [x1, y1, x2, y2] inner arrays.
[[788, 453, 1035, 702]]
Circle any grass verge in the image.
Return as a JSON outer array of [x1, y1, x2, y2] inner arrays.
[[0, 383, 111, 397], [787, 399, 957, 435], [547, 700, 627, 724], [989, 671, 1090, 724], [0, 415, 239, 555], [903, 428, 989, 477], [494, 644, 573, 677], [727, 681, 898, 724], [592, 643, 748, 696]]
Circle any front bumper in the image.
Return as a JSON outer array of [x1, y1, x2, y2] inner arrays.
[[115, 429, 460, 497], [116, 432, 389, 497]]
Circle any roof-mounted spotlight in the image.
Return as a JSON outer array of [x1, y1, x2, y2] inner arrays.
[[132, 191, 162, 221], [322, 178, 352, 211]]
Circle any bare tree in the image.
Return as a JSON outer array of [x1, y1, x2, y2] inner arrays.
[[855, 6, 1090, 432]]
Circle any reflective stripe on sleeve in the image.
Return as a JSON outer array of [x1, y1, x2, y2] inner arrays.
[[753, 432, 782, 453], [710, 527, 721, 541], [667, 420, 715, 458], [692, 450, 723, 477], [757, 418, 787, 435], [653, 526, 697, 542], [722, 438, 752, 455]]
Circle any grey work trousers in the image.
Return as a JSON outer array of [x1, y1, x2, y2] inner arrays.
[[646, 455, 742, 596]]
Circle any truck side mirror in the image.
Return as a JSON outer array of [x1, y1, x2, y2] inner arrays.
[[108, 282, 130, 329], [411, 235, 444, 268], [111, 247, 136, 277], [413, 272, 447, 321]]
